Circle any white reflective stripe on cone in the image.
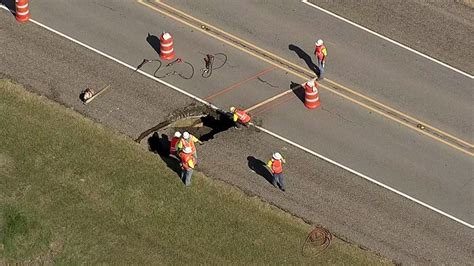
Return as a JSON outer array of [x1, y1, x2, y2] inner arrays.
[[17, 3, 28, 8], [161, 42, 173, 47], [306, 97, 319, 102], [17, 10, 29, 15], [161, 48, 174, 54], [305, 91, 318, 96]]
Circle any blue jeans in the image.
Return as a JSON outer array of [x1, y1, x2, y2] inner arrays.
[[181, 168, 193, 186], [272, 173, 285, 191], [317, 59, 325, 79]]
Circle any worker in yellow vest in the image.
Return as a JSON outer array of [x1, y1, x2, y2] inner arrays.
[[230, 106, 251, 128], [314, 39, 327, 80], [267, 152, 286, 191]]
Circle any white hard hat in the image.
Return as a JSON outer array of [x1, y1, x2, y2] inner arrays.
[[273, 152, 282, 160], [307, 79, 315, 87], [183, 132, 190, 139], [174, 131, 182, 138], [230, 106, 236, 112], [183, 146, 192, 154], [315, 39, 323, 46]]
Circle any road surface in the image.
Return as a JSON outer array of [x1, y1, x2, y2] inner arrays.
[[1, 0, 473, 263]]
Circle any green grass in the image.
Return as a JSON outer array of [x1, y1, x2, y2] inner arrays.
[[0, 79, 392, 264]]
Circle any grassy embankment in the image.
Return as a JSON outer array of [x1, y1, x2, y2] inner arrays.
[[0, 79, 392, 264]]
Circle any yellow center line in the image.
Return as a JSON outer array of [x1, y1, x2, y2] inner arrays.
[[138, 0, 473, 156]]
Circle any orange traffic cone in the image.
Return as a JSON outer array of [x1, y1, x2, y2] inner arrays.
[[15, 0, 30, 23], [160, 32, 175, 60], [304, 79, 320, 109]]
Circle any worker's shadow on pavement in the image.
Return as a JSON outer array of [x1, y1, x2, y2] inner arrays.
[[290, 81, 305, 104], [289, 44, 320, 76], [0, 0, 16, 15], [146, 33, 161, 57], [247, 156, 273, 185], [148, 132, 182, 177]]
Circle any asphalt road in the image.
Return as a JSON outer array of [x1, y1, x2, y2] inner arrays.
[[309, 0, 474, 74], [1, 0, 473, 264], [19, 0, 474, 222]]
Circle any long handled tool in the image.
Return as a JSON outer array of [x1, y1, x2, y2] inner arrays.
[[84, 84, 111, 104]]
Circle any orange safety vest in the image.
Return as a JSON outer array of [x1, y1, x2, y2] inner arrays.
[[314, 45, 327, 61], [235, 109, 251, 123], [179, 152, 195, 170], [271, 159, 283, 174], [180, 137, 196, 153], [169, 137, 180, 154]]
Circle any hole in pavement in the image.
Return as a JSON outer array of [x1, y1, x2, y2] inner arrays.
[[178, 111, 235, 141], [136, 106, 236, 156]]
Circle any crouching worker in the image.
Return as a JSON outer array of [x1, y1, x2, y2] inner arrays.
[[267, 152, 286, 192], [179, 146, 196, 186], [230, 106, 251, 128]]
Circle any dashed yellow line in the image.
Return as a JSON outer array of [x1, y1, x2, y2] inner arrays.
[[138, 0, 473, 156]]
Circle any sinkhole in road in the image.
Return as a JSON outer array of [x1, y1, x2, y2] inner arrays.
[[172, 111, 236, 142], [135, 105, 236, 156]]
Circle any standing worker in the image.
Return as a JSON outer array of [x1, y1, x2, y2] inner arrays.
[[314, 39, 327, 80], [169, 131, 181, 158], [179, 146, 196, 186], [177, 131, 203, 160], [267, 152, 287, 192], [230, 106, 251, 128]]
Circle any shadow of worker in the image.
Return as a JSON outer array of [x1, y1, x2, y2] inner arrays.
[[146, 33, 161, 56], [148, 132, 181, 177], [289, 44, 320, 76], [247, 156, 274, 185]]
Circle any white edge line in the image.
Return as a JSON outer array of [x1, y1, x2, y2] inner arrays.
[[0, 5, 216, 109], [255, 126, 474, 229], [3, 4, 472, 229], [301, 0, 474, 79]]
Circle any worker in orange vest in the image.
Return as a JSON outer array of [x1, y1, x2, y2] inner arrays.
[[169, 131, 181, 158], [230, 106, 251, 128], [179, 146, 196, 186], [176, 131, 202, 160], [314, 39, 327, 80], [267, 152, 286, 191]]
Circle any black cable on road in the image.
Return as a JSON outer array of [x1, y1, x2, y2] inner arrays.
[[133, 58, 194, 80], [201, 53, 227, 78]]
